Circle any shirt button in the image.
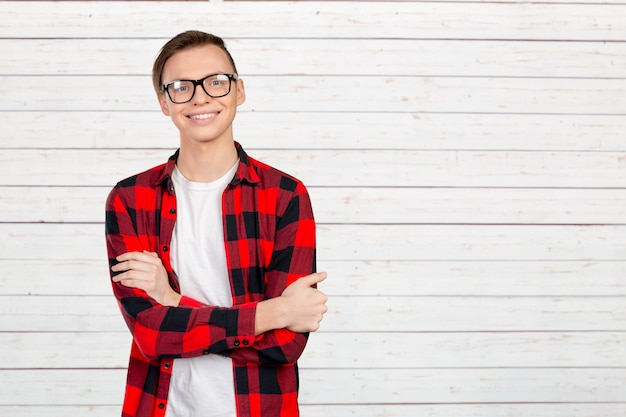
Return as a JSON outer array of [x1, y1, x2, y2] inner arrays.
[[170, 208, 176, 214], [162, 245, 169, 252], [242, 340, 249, 346], [158, 403, 165, 409], [203, 349, 210, 355], [163, 362, 170, 369], [234, 340, 240, 347]]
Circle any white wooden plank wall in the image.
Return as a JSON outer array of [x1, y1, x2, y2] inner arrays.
[[1, 1, 626, 416]]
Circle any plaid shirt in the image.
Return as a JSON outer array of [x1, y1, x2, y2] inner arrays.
[[105, 143, 316, 417]]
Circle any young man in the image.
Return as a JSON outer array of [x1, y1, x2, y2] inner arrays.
[[105, 30, 328, 417]]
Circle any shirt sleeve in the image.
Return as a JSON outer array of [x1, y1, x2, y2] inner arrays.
[[105, 185, 258, 361], [226, 181, 317, 365]]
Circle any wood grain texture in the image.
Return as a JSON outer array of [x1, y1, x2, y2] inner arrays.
[[1, 2, 625, 40], [4, 186, 626, 224], [3, 331, 626, 369], [3, 75, 625, 114], [1, 112, 625, 151], [2, 223, 626, 261], [2, 294, 626, 332], [3, 149, 626, 188], [2, 368, 626, 405], [2, 0, 625, 415], [2, 404, 626, 417], [4, 38, 625, 78], [3, 259, 625, 296]]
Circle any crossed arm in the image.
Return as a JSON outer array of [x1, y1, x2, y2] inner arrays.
[[106, 183, 327, 364], [111, 250, 328, 336]]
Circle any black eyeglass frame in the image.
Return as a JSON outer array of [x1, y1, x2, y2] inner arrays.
[[162, 73, 239, 104]]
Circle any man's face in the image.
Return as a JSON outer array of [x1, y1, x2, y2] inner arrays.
[[158, 44, 245, 148]]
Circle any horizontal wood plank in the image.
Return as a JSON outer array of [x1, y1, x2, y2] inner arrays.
[[2, 259, 625, 297], [1, 112, 625, 151], [0, 406, 120, 417], [302, 404, 626, 417], [2, 404, 626, 417], [2, 1, 625, 415], [301, 368, 626, 404], [2, 295, 625, 332], [2, 186, 626, 225], [3, 75, 624, 114], [1, 368, 625, 405], [3, 149, 626, 188], [3, 223, 626, 261], [1, 2, 624, 41], [4, 38, 625, 78], [3, 331, 626, 369]]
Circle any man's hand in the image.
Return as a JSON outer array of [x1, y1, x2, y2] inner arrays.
[[280, 272, 329, 332], [111, 251, 181, 306], [255, 272, 329, 335]]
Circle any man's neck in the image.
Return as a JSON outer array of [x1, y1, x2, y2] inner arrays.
[[177, 139, 239, 183]]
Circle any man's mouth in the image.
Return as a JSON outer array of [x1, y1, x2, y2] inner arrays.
[[188, 113, 217, 120]]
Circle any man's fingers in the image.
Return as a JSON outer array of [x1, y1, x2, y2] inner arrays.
[[285, 272, 327, 290], [112, 259, 154, 273], [116, 251, 159, 263], [112, 270, 143, 282], [301, 272, 327, 286], [113, 252, 162, 273]]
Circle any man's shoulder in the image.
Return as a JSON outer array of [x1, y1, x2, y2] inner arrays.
[[113, 162, 169, 190], [246, 155, 307, 194], [106, 161, 171, 210]]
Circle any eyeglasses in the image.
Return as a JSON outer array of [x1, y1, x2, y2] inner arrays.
[[162, 73, 238, 104]]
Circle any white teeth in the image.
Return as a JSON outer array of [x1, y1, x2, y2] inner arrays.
[[190, 113, 216, 120]]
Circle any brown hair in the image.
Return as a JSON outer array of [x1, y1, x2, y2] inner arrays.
[[151, 30, 239, 94]]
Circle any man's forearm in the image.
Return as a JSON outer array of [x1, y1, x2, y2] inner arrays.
[[254, 297, 287, 336]]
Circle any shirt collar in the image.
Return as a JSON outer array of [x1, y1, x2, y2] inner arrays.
[[156, 141, 260, 189]]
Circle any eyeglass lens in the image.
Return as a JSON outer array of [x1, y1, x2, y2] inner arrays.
[[166, 74, 233, 103]]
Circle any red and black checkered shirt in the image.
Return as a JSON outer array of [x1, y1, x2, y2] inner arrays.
[[105, 143, 316, 417]]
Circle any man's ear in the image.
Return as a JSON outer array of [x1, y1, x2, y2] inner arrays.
[[158, 93, 171, 116], [236, 79, 246, 106]]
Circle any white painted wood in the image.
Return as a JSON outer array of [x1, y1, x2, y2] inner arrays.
[[2, 404, 626, 417], [0, 370, 126, 405], [310, 187, 626, 224], [2, 1, 625, 416], [302, 332, 626, 368], [301, 404, 626, 417], [3, 331, 626, 369], [0, 259, 112, 296], [316, 260, 626, 296], [3, 223, 626, 261], [4, 149, 626, 188], [3, 75, 625, 114], [3, 186, 626, 224], [1, 112, 625, 151], [5, 38, 625, 78], [300, 368, 626, 403], [0, 406, 121, 417], [0, 332, 133, 369], [1, 2, 625, 41], [315, 224, 626, 261], [2, 368, 626, 405], [3, 259, 626, 297], [2, 294, 625, 332]]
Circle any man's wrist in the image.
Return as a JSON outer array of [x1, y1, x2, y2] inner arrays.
[[163, 292, 182, 307], [255, 297, 286, 336]]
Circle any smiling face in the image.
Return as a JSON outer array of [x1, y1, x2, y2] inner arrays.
[[158, 44, 245, 150]]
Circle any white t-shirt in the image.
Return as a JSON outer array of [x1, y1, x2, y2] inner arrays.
[[166, 162, 239, 417]]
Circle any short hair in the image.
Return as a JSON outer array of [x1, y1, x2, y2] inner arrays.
[[151, 30, 239, 94]]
